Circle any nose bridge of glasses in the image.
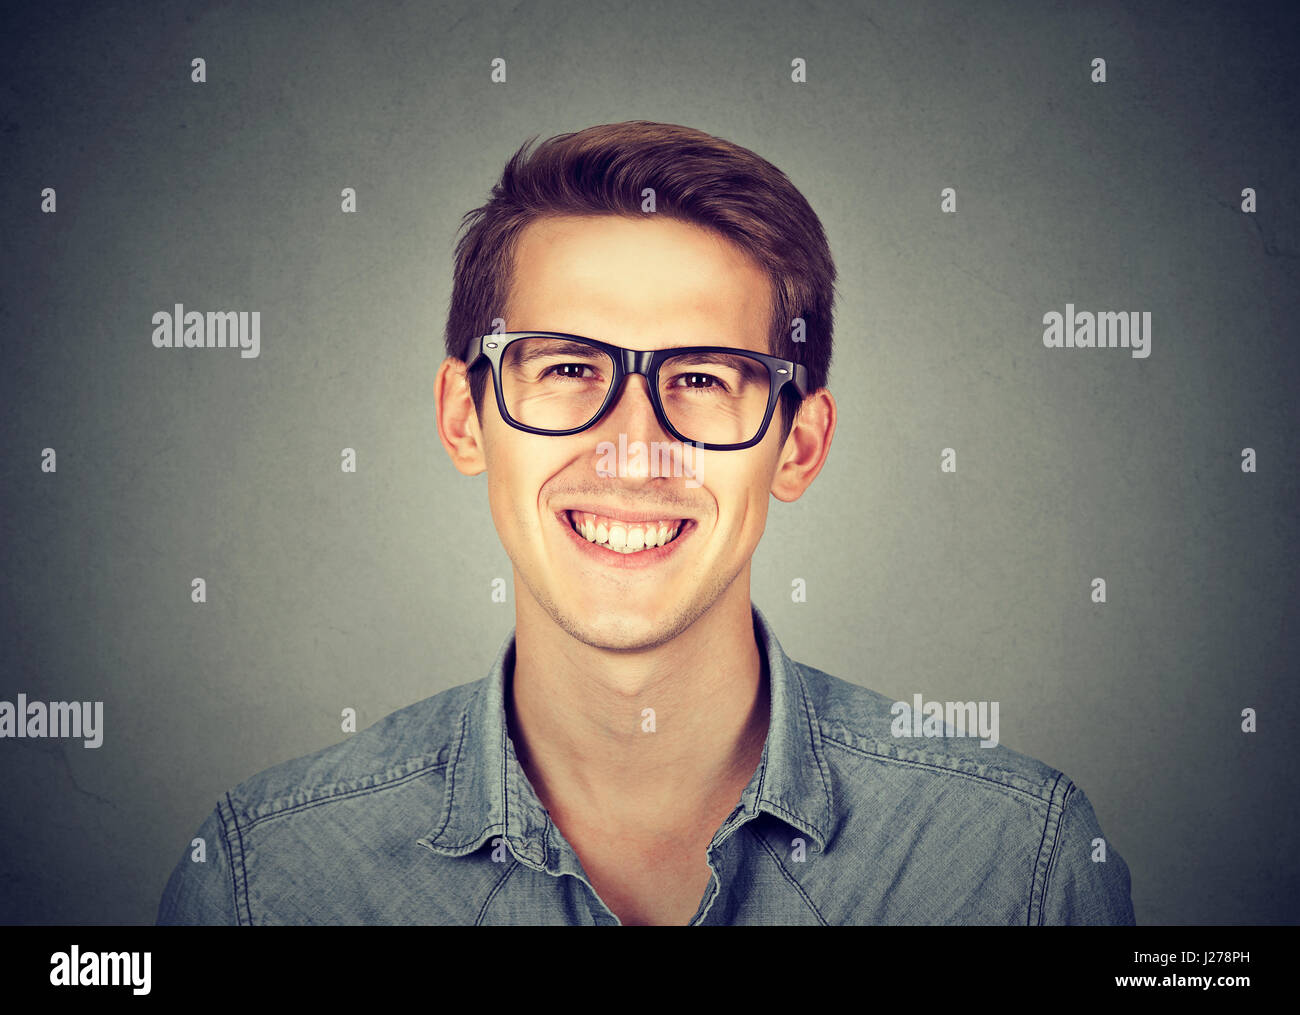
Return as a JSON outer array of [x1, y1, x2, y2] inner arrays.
[[607, 364, 655, 410], [599, 348, 669, 434], [620, 347, 657, 376]]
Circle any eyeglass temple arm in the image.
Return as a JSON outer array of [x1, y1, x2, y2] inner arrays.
[[790, 362, 811, 395]]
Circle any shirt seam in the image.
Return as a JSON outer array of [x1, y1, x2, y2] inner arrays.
[[476, 858, 521, 925], [219, 792, 253, 927], [1030, 775, 1074, 926], [238, 760, 451, 833], [756, 798, 829, 847], [789, 663, 836, 831], [820, 734, 1054, 807], [748, 825, 829, 925], [500, 704, 510, 857], [431, 705, 472, 843]]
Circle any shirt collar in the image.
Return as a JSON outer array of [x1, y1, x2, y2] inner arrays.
[[419, 602, 836, 870]]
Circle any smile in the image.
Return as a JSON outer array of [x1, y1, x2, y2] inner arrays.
[[561, 509, 692, 556]]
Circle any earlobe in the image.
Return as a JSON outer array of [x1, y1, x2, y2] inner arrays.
[[435, 358, 488, 476]]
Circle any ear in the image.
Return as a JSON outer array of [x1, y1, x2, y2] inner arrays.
[[770, 388, 835, 502], [435, 357, 487, 476]]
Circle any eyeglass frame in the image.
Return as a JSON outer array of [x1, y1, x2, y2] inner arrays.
[[463, 331, 810, 451]]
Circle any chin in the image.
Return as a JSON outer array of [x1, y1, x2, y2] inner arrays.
[[550, 601, 689, 653]]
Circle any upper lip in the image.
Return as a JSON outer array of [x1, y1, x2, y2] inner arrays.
[[557, 505, 694, 524]]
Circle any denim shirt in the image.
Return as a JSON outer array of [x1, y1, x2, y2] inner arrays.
[[157, 603, 1135, 925]]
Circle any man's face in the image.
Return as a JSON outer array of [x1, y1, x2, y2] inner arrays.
[[474, 214, 793, 652]]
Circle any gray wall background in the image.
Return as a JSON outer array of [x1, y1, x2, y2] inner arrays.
[[1, 0, 1296, 924]]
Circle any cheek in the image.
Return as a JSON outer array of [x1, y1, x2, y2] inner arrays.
[[701, 463, 773, 537], [483, 470, 513, 550], [484, 442, 562, 543], [483, 446, 531, 545], [732, 491, 770, 545]]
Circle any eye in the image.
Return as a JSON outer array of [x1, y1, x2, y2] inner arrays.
[[670, 371, 728, 392], [544, 362, 597, 380]]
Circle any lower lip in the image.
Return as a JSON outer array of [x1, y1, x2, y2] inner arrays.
[[555, 511, 694, 569]]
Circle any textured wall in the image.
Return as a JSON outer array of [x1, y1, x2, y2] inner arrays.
[[1, 0, 1296, 924]]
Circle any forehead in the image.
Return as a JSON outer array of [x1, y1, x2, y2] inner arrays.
[[506, 214, 773, 352]]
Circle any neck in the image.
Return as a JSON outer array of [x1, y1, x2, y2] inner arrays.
[[507, 584, 769, 835]]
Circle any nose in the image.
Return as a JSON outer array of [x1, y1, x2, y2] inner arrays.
[[604, 372, 666, 431], [590, 373, 673, 477]]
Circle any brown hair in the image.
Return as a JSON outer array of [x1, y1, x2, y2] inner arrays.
[[444, 120, 837, 442]]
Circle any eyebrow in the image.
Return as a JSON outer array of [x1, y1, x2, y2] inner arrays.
[[664, 352, 767, 376], [508, 339, 768, 377], [509, 340, 609, 365]]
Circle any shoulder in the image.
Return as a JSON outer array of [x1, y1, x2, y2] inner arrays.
[[796, 662, 1065, 801], [788, 661, 1133, 924], [225, 678, 482, 824], [157, 678, 486, 925]]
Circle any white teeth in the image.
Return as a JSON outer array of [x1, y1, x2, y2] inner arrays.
[[569, 512, 684, 554]]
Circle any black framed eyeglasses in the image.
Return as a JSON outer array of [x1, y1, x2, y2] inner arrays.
[[463, 332, 809, 451]]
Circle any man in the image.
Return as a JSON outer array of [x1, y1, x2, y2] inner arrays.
[[158, 120, 1134, 925]]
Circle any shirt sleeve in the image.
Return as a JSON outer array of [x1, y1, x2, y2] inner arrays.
[[156, 801, 243, 925], [1039, 782, 1136, 925]]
